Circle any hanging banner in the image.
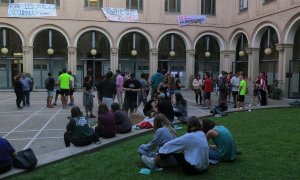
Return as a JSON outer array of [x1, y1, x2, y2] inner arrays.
[[177, 15, 206, 27], [7, 3, 57, 17], [102, 7, 138, 22]]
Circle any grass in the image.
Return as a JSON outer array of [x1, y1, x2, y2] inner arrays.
[[12, 108, 300, 180]]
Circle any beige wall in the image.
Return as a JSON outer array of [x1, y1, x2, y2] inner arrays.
[[0, 0, 300, 95]]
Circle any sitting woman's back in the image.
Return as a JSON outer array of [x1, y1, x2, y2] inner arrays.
[[111, 103, 132, 134], [96, 103, 117, 138]]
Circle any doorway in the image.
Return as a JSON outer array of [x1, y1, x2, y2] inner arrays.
[[288, 59, 300, 98], [158, 61, 186, 85]]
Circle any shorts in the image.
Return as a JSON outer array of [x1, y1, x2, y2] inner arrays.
[[55, 89, 61, 95], [69, 88, 74, 96], [60, 89, 70, 96], [204, 92, 211, 100], [47, 90, 55, 97], [169, 89, 175, 95], [238, 95, 245, 102], [123, 98, 137, 112]]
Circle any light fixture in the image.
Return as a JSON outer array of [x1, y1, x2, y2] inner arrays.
[[239, 50, 245, 57], [1, 47, 8, 55], [91, 49, 97, 55], [205, 36, 211, 58], [90, 31, 97, 56], [205, 51, 211, 58], [239, 34, 245, 57], [47, 48, 54, 55], [1, 29, 8, 55], [131, 49, 137, 56], [169, 50, 175, 57], [265, 28, 272, 55]]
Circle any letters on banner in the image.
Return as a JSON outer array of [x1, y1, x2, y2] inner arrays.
[[177, 15, 207, 27], [7, 3, 57, 17], [102, 7, 138, 22]]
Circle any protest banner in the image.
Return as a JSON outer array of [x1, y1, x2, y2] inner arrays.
[[7, 3, 57, 17], [177, 15, 206, 27], [102, 7, 138, 22]]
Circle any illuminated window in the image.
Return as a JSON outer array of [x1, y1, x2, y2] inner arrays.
[[85, 0, 103, 8]]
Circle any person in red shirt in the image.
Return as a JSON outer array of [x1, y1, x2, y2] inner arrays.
[[203, 73, 213, 108]]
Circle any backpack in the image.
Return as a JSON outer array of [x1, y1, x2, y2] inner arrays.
[[13, 148, 38, 170]]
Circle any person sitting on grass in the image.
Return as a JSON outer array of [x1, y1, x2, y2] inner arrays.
[[111, 102, 132, 134], [0, 137, 16, 174], [201, 119, 237, 164], [139, 114, 178, 168], [95, 103, 117, 138], [143, 93, 159, 118], [142, 116, 209, 175], [173, 92, 188, 124], [64, 106, 99, 147], [153, 94, 174, 122]]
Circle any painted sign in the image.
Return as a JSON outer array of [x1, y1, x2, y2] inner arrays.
[[7, 3, 57, 17], [177, 15, 206, 26], [102, 7, 138, 22]]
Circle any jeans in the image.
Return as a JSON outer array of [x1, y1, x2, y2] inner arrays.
[[64, 131, 99, 147], [209, 148, 221, 162], [103, 97, 114, 110], [116, 91, 123, 106], [23, 90, 30, 106], [15, 91, 24, 108]]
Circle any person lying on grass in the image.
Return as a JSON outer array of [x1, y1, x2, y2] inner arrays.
[[201, 119, 237, 163], [139, 114, 178, 168], [111, 102, 132, 134], [142, 116, 209, 175], [64, 106, 99, 147]]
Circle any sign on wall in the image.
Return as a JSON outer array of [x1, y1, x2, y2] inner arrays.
[[102, 7, 138, 22], [7, 3, 57, 17], [177, 15, 206, 27]]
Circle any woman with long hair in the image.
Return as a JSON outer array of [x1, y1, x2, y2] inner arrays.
[[168, 75, 176, 104], [157, 75, 169, 99], [173, 92, 188, 123], [95, 103, 117, 138], [82, 75, 96, 118], [192, 74, 202, 105]]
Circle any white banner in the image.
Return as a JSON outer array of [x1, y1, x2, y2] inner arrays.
[[177, 15, 206, 27], [102, 7, 138, 22], [7, 3, 57, 17]]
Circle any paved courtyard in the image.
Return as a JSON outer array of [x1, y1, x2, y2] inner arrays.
[[0, 90, 291, 156]]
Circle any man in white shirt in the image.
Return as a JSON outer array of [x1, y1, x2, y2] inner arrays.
[[230, 72, 240, 108]]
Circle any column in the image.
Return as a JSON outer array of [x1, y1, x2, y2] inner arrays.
[[22, 46, 33, 75], [276, 44, 294, 97], [219, 50, 236, 73], [68, 47, 77, 75], [186, 49, 195, 87], [110, 48, 118, 72], [248, 48, 260, 82], [149, 48, 158, 76]]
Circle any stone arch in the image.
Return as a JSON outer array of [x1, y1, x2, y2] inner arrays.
[[74, 26, 113, 48], [29, 24, 71, 47], [251, 22, 281, 48], [116, 28, 153, 49], [229, 29, 250, 50], [284, 14, 300, 44], [0, 23, 25, 45], [156, 29, 192, 50], [193, 31, 225, 51]]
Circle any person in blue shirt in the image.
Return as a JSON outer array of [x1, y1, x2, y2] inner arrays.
[[139, 114, 178, 168], [150, 69, 163, 98], [142, 117, 209, 175], [0, 138, 16, 174], [201, 119, 237, 163]]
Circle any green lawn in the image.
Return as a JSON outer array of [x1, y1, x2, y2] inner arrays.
[[13, 108, 300, 180]]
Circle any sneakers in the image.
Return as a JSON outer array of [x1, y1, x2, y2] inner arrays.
[[17, 106, 23, 110], [89, 114, 96, 118], [52, 102, 57, 106], [142, 155, 155, 169]]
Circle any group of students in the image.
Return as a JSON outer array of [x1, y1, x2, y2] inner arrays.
[[63, 102, 132, 147], [138, 115, 237, 175], [13, 73, 33, 109]]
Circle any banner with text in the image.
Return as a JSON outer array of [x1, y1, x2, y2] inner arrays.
[[7, 3, 57, 17], [102, 7, 138, 22], [177, 15, 206, 27]]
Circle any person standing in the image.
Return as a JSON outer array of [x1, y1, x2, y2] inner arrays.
[[203, 73, 213, 108], [82, 75, 96, 118], [150, 69, 163, 98], [259, 72, 268, 106], [58, 69, 72, 108], [53, 71, 62, 106], [123, 73, 141, 114], [20, 73, 32, 107], [97, 71, 116, 110], [137, 73, 148, 111], [193, 75, 202, 105], [230, 72, 240, 108], [115, 69, 124, 106], [13, 74, 24, 110], [175, 74, 181, 93], [238, 73, 247, 109], [68, 71, 75, 106], [45, 72, 55, 108], [249, 76, 261, 107]]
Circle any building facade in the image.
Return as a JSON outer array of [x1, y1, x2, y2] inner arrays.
[[0, 0, 299, 98]]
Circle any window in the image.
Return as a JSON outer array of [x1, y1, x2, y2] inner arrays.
[[264, 0, 276, 4], [165, 0, 181, 13], [85, 0, 103, 8], [126, 0, 143, 11], [240, 0, 248, 12], [0, 0, 14, 4], [40, 0, 60, 7], [201, 0, 216, 15]]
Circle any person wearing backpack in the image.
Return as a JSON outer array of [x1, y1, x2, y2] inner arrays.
[[0, 137, 16, 174], [45, 72, 55, 108]]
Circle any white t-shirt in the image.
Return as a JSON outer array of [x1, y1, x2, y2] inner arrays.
[[231, 76, 240, 92]]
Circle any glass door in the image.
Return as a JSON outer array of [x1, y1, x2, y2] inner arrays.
[[0, 63, 9, 89], [288, 59, 300, 98], [33, 64, 48, 88]]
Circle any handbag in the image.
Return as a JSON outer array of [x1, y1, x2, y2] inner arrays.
[[13, 148, 38, 170]]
